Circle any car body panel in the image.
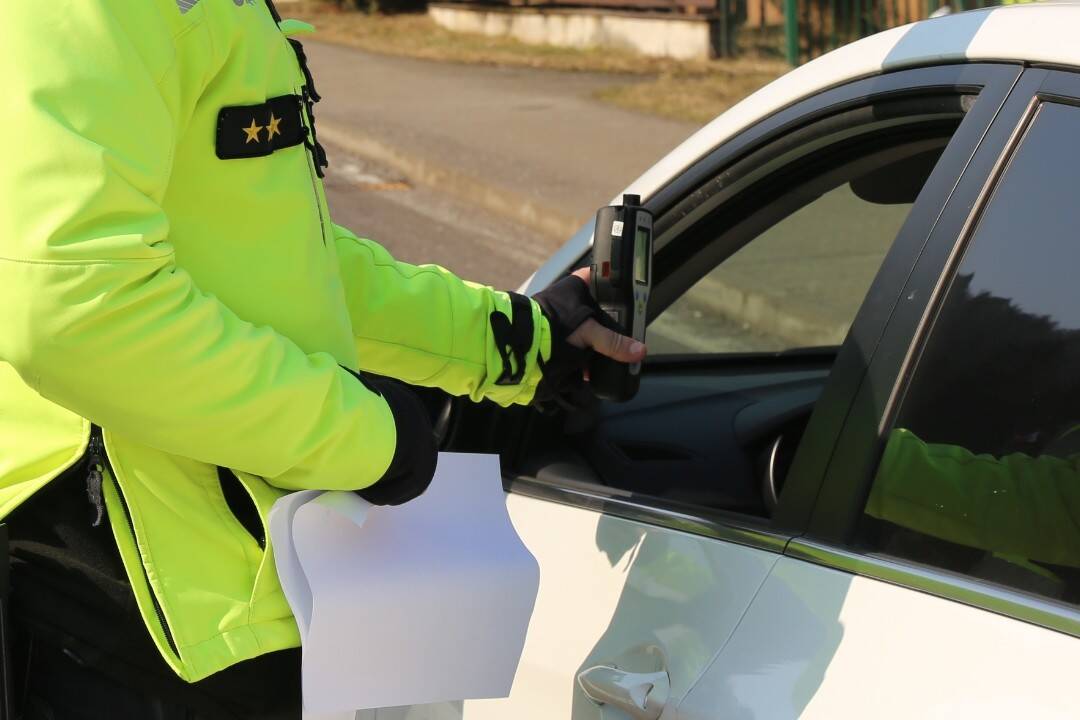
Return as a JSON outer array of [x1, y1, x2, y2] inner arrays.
[[362, 494, 778, 719], [404, 10, 1080, 720], [678, 556, 1080, 719]]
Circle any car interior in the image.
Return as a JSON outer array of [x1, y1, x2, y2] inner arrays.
[[440, 92, 976, 525]]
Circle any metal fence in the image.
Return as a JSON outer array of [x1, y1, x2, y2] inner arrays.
[[781, 0, 1009, 64], [435, 0, 1027, 61]]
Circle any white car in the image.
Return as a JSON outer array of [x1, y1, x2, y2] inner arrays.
[[390, 5, 1080, 718]]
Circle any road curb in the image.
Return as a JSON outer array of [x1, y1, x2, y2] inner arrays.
[[318, 122, 585, 242]]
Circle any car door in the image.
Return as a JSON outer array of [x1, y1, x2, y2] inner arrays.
[[678, 67, 1080, 719], [361, 63, 1020, 720]]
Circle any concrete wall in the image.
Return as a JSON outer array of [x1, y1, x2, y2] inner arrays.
[[429, 3, 717, 60]]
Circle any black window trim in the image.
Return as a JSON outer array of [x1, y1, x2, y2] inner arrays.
[[649, 106, 967, 325], [647, 63, 1022, 216], [505, 63, 1024, 557], [806, 68, 1047, 542], [795, 67, 1080, 639], [788, 538, 1080, 637]]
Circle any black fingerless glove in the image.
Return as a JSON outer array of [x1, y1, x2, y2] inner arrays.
[[345, 370, 438, 506], [531, 274, 619, 409]]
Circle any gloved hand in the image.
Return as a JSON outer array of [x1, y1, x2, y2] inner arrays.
[[345, 370, 438, 506], [532, 268, 646, 408]]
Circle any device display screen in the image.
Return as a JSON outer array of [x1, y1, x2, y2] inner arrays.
[[633, 227, 650, 285]]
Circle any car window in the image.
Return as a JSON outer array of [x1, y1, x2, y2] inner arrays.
[[648, 138, 947, 356], [512, 89, 989, 527], [649, 183, 912, 354], [857, 101, 1080, 605]]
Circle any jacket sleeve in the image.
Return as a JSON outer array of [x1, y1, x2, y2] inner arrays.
[[0, 2, 397, 492], [333, 224, 552, 407], [866, 428, 1080, 568]]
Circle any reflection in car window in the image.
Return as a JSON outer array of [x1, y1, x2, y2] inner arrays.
[[649, 160, 920, 355], [859, 102, 1080, 605]]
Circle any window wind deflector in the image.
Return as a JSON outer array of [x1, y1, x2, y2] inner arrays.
[[850, 144, 950, 205]]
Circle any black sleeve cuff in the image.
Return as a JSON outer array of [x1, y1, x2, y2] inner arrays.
[[344, 369, 438, 506]]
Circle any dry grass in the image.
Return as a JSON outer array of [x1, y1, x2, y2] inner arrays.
[[595, 62, 787, 124], [287, 1, 788, 122]]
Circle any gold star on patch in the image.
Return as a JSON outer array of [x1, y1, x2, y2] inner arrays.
[[267, 113, 282, 140], [242, 118, 264, 144]]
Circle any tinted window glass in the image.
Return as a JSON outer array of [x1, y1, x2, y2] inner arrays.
[[859, 102, 1080, 604], [648, 148, 938, 355]]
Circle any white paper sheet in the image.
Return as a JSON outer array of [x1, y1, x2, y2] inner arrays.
[[269, 453, 540, 714]]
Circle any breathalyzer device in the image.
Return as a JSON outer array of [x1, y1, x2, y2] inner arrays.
[[589, 193, 653, 402]]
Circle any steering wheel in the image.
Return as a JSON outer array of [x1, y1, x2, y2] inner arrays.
[[760, 416, 810, 516]]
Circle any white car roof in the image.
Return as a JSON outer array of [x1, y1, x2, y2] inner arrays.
[[524, 3, 1080, 293]]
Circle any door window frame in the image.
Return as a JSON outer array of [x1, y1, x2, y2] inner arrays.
[[792, 67, 1080, 639], [505, 63, 1024, 557]]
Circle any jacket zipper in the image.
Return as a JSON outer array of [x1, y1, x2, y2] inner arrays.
[[301, 90, 330, 247], [261, 0, 330, 244], [87, 425, 181, 660]]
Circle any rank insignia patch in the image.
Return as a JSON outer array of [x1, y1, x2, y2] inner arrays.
[[216, 95, 306, 160]]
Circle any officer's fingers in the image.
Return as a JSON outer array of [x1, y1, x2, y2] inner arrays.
[[562, 267, 644, 362], [569, 319, 647, 363]]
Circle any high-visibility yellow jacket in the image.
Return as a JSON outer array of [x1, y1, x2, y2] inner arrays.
[[0, 0, 549, 682]]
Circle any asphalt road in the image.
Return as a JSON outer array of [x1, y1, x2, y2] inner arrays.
[[322, 143, 557, 290], [307, 41, 698, 236]]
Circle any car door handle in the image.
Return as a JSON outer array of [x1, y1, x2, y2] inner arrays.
[[576, 665, 670, 720]]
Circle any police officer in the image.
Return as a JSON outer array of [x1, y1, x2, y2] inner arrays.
[[0, 1, 644, 717]]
